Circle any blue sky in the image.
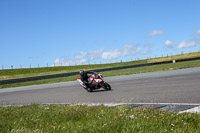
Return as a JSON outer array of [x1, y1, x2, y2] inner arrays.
[[1, 0, 200, 69]]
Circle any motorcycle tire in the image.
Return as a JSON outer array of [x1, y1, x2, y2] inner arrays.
[[103, 83, 111, 90], [87, 87, 93, 92]]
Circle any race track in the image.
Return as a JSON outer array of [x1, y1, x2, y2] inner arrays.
[[1, 67, 200, 106]]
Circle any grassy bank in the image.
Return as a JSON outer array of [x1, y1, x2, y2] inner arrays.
[[0, 105, 200, 132], [1, 59, 200, 89], [0, 60, 146, 80], [147, 51, 200, 63], [1, 52, 200, 80]]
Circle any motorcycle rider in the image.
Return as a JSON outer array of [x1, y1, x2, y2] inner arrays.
[[79, 70, 95, 91]]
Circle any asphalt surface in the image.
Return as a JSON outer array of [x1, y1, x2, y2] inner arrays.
[[1, 67, 200, 106]]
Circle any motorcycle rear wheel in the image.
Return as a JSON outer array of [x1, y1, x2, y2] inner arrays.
[[87, 87, 93, 92], [103, 83, 111, 90]]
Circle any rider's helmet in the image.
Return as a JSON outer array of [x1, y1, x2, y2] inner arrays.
[[94, 72, 100, 78], [79, 70, 84, 76]]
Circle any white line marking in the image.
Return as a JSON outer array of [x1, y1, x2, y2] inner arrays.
[[42, 102, 200, 107]]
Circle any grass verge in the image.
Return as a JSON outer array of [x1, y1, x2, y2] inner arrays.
[[1, 59, 200, 89], [0, 105, 200, 132]]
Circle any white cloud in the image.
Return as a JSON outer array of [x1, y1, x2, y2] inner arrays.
[[176, 40, 196, 49], [101, 44, 141, 59], [148, 30, 164, 36], [54, 56, 88, 66], [79, 58, 87, 64], [165, 40, 173, 46], [75, 52, 86, 59], [53, 44, 142, 66], [121, 44, 141, 56], [87, 48, 104, 60], [101, 49, 121, 59], [193, 29, 200, 35], [55, 58, 60, 64], [165, 31, 200, 50], [54, 49, 104, 66], [165, 40, 176, 49], [165, 39, 200, 50]]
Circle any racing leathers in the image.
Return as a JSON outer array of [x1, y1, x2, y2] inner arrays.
[[79, 70, 95, 89]]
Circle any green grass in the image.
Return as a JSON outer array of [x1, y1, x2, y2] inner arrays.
[[0, 60, 147, 80], [0, 75, 79, 89], [1, 59, 200, 89], [101, 59, 200, 76], [0, 105, 200, 132]]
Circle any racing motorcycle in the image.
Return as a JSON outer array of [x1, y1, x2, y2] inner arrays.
[[77, 72, 111, 92]]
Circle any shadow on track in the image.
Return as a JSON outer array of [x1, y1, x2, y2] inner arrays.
[[89, 89, 113, 93]]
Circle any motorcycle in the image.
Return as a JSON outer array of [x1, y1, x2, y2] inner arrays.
[[77, 72, 111, 92]]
